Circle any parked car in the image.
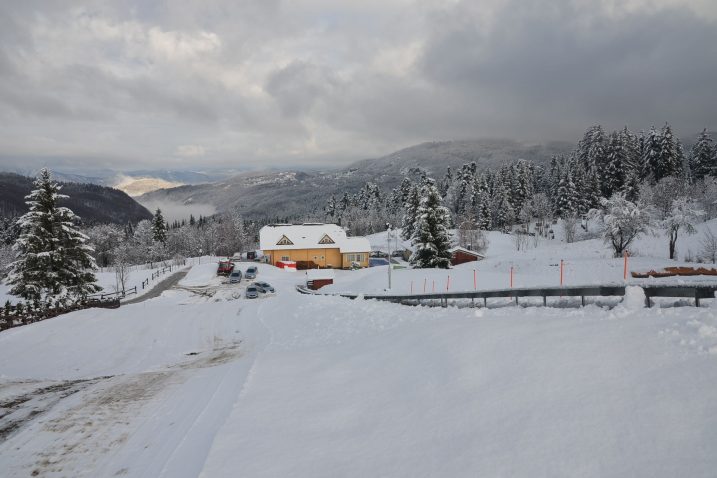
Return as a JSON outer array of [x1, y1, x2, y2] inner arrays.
[[245, 286, 259, 299], [252, 281, 275, 293], [245, 266, 258, 279], [217, 260, 234, 276], [229, 270, 243, 284]]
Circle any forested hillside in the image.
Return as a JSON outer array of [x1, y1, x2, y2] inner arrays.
[[0, 173, 152, 225]]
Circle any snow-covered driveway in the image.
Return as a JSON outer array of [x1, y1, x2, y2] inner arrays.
[[1, 262, 717, 477]]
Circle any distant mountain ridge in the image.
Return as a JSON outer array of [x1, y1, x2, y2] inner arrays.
[[138, 139, 574, 220], [0, 173, 152, 225]]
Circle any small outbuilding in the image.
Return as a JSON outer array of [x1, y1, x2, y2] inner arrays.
[[449, 246, 485, 266], [306, 269, 335, 290]]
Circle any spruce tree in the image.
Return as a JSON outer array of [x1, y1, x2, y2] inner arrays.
[[400, 185, 421, 240], [151, 209, 167, 244], [409, 179, 452, 269], [690, 129, 715, 180], [642, 126, 662, 183], [603, 131, 626, 197], [7, 169, 100, 302], [476, 192, 493, 230], [658, 123, 683, 180], [554, 168, 579, 218]]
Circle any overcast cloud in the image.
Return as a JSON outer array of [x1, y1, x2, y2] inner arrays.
[[0, 0, 715, 171]]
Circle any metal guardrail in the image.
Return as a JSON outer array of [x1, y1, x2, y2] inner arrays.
[[296, 284, 717, 308]]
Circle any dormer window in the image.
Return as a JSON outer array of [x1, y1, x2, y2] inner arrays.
[[276, 235, 294, 246], [318, 234, 335, 245]]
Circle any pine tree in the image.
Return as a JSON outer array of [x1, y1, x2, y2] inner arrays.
[[439, 167, 453, 197], [642, 126, 662, 183], [554, 168, 579, 218], [578, 125, 608, 188], [690, 129, 715, 180], [325, 194, 337, 220], [476, 191, 493, 230], [400, 185, 421, 240], [152, 209, 167, 244], [409, 178, 453, 269], [603, 131, 627, 197], [658, 123, 684, 180], [7, 169, 100, 302]]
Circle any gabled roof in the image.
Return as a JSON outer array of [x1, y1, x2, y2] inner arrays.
[[448, 246, 485, 258], [259, 223, 371, 253]]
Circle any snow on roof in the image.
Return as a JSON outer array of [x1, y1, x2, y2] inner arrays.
[[259, 223, 371, 253], [342, 237, 372, 253], [449, 246, 485, 258], [306, 269, 335, 280]]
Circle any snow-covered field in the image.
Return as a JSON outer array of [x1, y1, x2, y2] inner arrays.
[[327, 218, 717, 296], [1, 231, 717, 477]]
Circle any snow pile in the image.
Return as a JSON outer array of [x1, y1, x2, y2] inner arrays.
[[622, 286, 646, 310]]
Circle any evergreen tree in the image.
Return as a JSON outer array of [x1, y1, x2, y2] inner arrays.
[[151, 209, 167, 244], [578, 125, 608, 186], [325, 194, 337, 220], [189, 214, 196, 227], [658, 123, 684, 180], [400, 185, 421, 240], [476, 191, 493, 230], [641, 126, 662, 182], [690, 129, 715, 180], [409, 179, 452, 269], [554, 168, 579, 218], [7, 169, 100, 301], [603, 131, 627, 197], [439, 167, 453, 197]]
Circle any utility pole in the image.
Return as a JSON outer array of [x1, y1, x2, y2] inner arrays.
[[386, 223, 392, 290]]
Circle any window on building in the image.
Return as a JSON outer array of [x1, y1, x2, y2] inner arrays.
[[318, 234, 335, 244], [281, 256, 290, 261], [346, 253, 364, 262], [276, 235, 294, 246]]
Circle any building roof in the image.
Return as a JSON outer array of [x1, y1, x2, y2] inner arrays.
[[448, 246, 485, 258], [259, 223, 371, 254]]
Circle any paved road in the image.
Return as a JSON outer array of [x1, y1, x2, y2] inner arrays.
[[122, 269, 189, 305]]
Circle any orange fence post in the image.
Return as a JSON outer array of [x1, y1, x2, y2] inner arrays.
[[623, 251, 628, 280], [473, 269, 477, 290]]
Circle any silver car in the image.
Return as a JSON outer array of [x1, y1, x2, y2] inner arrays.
[[229, 270, 242, 284], [245, 286, 259, 299], [245, 266, 258, 280], [253, 281, 275, 293]]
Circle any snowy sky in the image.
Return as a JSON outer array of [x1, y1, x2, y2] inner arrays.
[[0, 0, 716, 171]]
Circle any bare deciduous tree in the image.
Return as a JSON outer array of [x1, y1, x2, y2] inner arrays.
[[700, 228, 717, 264]]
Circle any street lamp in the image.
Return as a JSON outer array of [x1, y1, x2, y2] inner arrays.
[[386, 223, 392, 290]]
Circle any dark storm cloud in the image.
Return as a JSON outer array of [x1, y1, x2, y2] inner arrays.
[[0, 0, 715, 171], [418, 0, 717, 136]]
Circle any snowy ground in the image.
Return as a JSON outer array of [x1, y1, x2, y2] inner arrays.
[[0, 257, 219, 306], [327, 218, 717, 297], [1, 234, 717, 476]]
